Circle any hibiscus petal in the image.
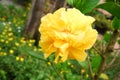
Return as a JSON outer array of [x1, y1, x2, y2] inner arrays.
[[82, 29, 98, 49], [69, 48, 87, 61]]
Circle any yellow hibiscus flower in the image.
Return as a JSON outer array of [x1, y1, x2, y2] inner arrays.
[[39, 8, 98, 62]]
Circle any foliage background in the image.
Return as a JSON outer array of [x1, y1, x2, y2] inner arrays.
[[0, 0, 120, 80]]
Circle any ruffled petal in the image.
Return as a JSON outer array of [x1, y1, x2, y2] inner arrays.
[[39, 8, 97, 62], [69, 48, 87, 61]]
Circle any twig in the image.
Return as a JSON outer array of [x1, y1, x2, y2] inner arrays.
[[87, 57, 94, 79], [110, 62, 120, 68], [93, 46, 101, 55], [114, 48, 120, 50]]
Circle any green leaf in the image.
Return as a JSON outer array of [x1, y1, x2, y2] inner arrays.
[[66, 0, 74, 5], [99, 73, 109, 79], [28, 51, 46, 61], [118, 39, 120, 44], [91, 56, 101, 73], [106, 0, 114, 2], [66, 0, 100, 13], [107, 0, 120, 5], [79, 60, 88, 69], [97, 2, 120, 18], [103, 31, 112, 43], [18, 45, 45, 61], [112, 17, 120, 29]]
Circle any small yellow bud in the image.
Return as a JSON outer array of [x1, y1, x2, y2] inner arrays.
[[5, 41, 9, 44], [2, 32, 6, 35], [34, 48, 37, 51], [1, 17, 5, 21], [38, 49, 43, 52], [8, 28, 12, 31], [81, 69, 86, 73], [9, 50, 14, 54], [0, 48, 2, 50], [71, 65, 74, 68], [23, 13, 26, 17], [47, 62, 51, 65], [20, 57, 24, 62], [15, 42, 19, 46], [86, 74, 89, 78], [60, 71, 63, 74], [28, 43, 32, 47], [8, 38, 13, 41], [8, 33, 13, 36], [3, 52, 7, 56], [29, 39, 35, 43], [67, 62, 71, 65], [20, 39, 26, 43], [16, 57, 19, 61], [1, 39, 4, 42]]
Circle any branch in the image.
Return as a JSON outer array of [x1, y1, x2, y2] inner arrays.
[[105, 29, 120, 54], [52, 0, 66, 12], [104, 51, 119, 70], [93, 29, 120, 80], [93, 46, 102, 55]]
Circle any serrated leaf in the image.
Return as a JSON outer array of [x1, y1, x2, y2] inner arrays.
[[97, 2, 120, 18], [112, 17, 120, 29], [67, 0, 100, 13]]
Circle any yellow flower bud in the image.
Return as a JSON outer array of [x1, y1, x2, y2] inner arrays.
[[8, 33, 13, 36], [47, 62, 51, 65], [29, 39, 35, 43], [16, 56, 20, 61], [15, 42, 19, 46], [28, 43, 32, 47], [20, 39, 26, 43], [3, 52, 7, 56], [70, 65, 74, 68], [9, 50, 14, 54], [8, 28, 12, 31], [0, 47, 2, 50], [38, 49, 43, 52], [81, 69, 86, 73], [20, 57, 24, 62], [2, 32, 6, 35], [8, 38, 13, 41], [1, 39, 4, 42], [34, 48, 37, 51], [67, 62, 71, 65], [5, 41, 9, 44], [86, 74, 89, 78]]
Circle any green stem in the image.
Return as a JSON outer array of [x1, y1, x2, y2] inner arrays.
[[51, 62, 65, 80]]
